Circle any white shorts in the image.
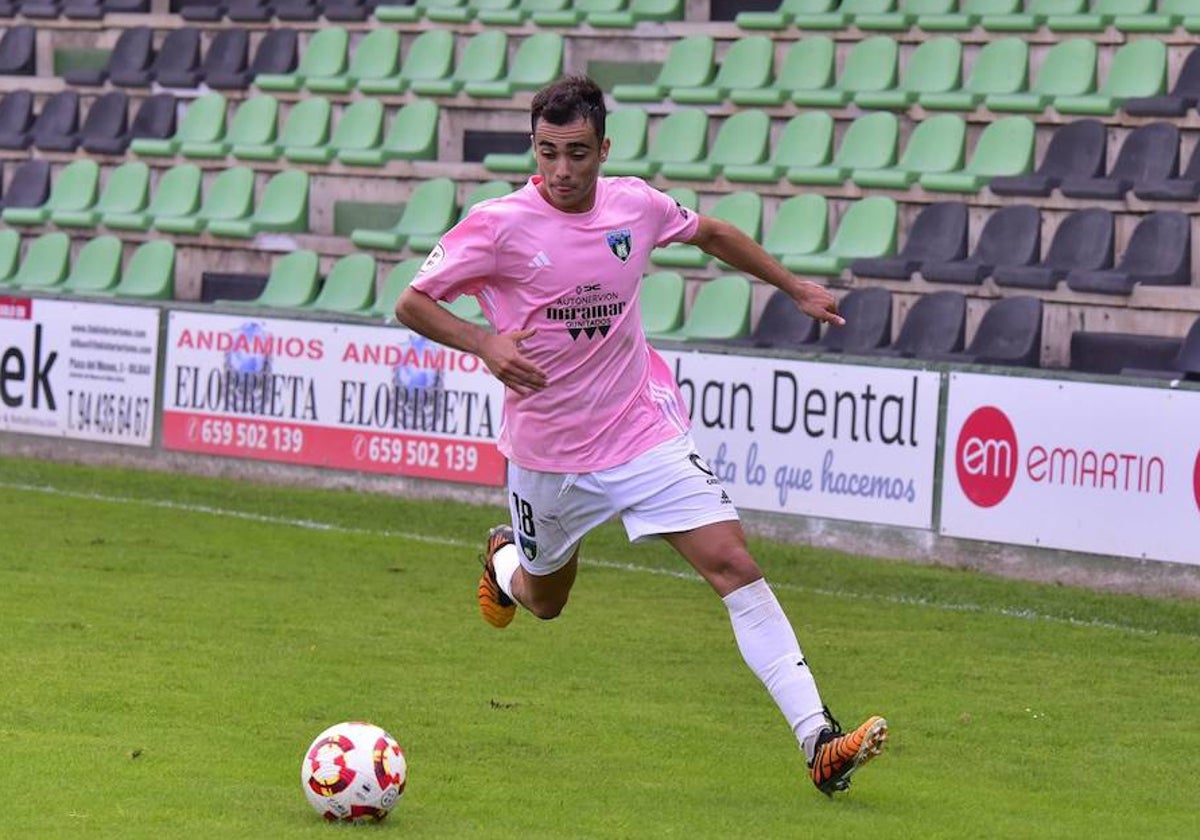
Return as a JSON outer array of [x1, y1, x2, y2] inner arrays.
[[505, 433, 740, 575]]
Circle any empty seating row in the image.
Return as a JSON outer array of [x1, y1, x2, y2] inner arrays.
[[0, 231, 173, 298], [1072, 316, 1200, 379], [375, 0, 682, 27], [217, 250, 404, 316], [0, 90, 175, 154], [67, 27, 297, 90], [1, 161, 311, 240], [351, 177, 512, 251], [0, 0, 146, 18], [615, 34, 1164, 116], [253, 28, 562, 98], [132, 95, 437, 165], [183, 0, 397, 22]]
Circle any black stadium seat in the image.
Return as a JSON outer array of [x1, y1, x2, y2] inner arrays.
[[1120, 318, 1200, 381], [20, 0, 63, 19], [932, 296, 1044, 368], [31, 90, 81, 151], [193, 28, 249, 89], [0, 158, 50, 211], [0, 25, 35, 76], [68, 26, 152, 87], [208, 27, 295, 89], [181, 0, 225, 20], [1070, 331, 1183, 375], [0, 88, 34, 149], [868, 290, 966, 360], [1067, 212, 1191, 296], [817, 287, 893, 354], [989, 120, 1106, 198], [1133, 140, 1200, 201], [85, 91, 173, 155], [80, 91, 130, 155], [851, 202, 967, 280], [153, 27, 204, 88], [921, 205, 1041, 285], [64, 0, 104, 18], [1059, 122, 1179, 201], [719, 289, 820, 350], [1124, 47, 1200, 117], [994, 208, 1114, 291]]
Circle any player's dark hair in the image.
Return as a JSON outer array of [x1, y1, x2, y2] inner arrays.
[[531, 76, 607, 144]]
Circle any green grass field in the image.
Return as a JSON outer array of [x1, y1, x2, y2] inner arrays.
[[1, 455, 1197, 839]]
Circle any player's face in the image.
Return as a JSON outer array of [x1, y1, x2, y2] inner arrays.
[[532, 117, 610, 214]]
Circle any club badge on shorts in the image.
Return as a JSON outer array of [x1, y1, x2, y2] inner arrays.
[[519, 534, 538, 562], [605, 229, 632, 263]]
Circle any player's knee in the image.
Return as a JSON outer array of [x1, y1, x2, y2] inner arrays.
[[526, 596, 566, 621]]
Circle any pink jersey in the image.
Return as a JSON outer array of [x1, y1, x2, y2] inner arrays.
[[410, 175, 699, 472]]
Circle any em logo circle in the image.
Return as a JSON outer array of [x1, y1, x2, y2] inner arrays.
[[955, 406, 1018, 508]]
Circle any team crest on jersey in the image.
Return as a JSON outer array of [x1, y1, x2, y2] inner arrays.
[[419, 243, 445, 274], [605, 229, 633, 263]]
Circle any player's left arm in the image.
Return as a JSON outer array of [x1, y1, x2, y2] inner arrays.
[[686, 215, 845, 326]]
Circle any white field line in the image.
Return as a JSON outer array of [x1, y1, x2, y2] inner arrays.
[[0, 480, 1184, 640]]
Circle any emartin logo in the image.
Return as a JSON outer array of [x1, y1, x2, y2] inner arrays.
[[955, 406, 1018, 508]]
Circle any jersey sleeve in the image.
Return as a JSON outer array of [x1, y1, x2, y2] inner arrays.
[[409, 209, 498, 302], [645, 183, 702, 247]]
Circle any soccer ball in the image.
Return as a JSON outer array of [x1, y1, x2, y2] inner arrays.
[[300, 721, 407, 822]]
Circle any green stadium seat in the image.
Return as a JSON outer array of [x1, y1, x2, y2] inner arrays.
[[308, 28, 400, 93], [131, 92, 225, 158], [920, 116, 1035, 192], [155, 167, 255, 235], [669, 36, 773, 104], [359, 29, 454, 96], [534, 0, 625, 26], [339, 100, 439, 167], [351, 177, 458, 251], [428, 0, 509, 21], [649, 275, 752, 341], [660, 110, 770, 181], [287, 99, 383, 164], [10, 233, 71, 291], [603, 109, 707, 178], [788, 111, 898, 186], [477, 0, 570, 25], [987, 39, 1095, 113], [465, 33, 563, 99], [856, 37, 962, 110], [664, 186, 699, 211], [736, 0, 836, 30], [4, 159, 99, 227], [183, 95, 278, 160], [482, 148, 534, 175], [383, 0, 467, 20], [1115, 0, 1200, 31], [106, 240, 175, 300], [651, 191, 761, 268], [640, 271, 685, 335], [612, 36, 714, 103], [725, 112, 834, 183], [57, 236, 123, 295], [0, 230, 20, 283], [411, 31, 506, 97], [235, 97, 330, 162], [793, 0, 895, 29], [407, 180, 512, 254], [919, 0, 1019, 30], [782, 197, 898, 276], [221, 251, 320, 309], [369, 257, 425, 320], [1054, 39, 1166, 115], [792, 36, 898, 108], [605, 108, 649, 167], [306, 254, 377, 314], [919, 38, 1028, 111], [857, 0, 956, 30], [981, 0, 1085, 30], [589, 0, 684, 27], [852, 114, 966, 188], [1046, 0, 1152, 31], [256, 28, 349, 92], [208, 170, 309, 239], [762, 194, 828, 262], [731, 36, 834, 107], [53, 161, 149, 229], [104, 164, 200, 232]]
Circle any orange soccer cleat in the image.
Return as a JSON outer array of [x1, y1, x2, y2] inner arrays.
[[808, 709, 889, 796], [478, 525, 517, 629]]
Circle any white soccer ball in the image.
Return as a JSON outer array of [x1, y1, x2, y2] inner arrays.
[[300, 721, 407, 822]]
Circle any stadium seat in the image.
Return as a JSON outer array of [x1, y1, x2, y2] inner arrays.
[[142, 28, 202, 89], [339, 99, 438, 166], [792, 35, 898, 108], [1054, 39, 1166, 115], [851, 201, 969, 280], [57, 236, 123, 295], [77, 91, 130, 155], [788, 111, 897, 186], [986, 38, 1095, 113], [351, 177, 458, 251], [105, 240, 176, 300], [426, 0, 500, 21], [535, 0, 628, 27], [307, 28, 399, 93], [669, 36, 772, 104], [793, 0, 895, 29], [1070, 330, 1182, 375], [155, 166, 254, 235], [1059, 122, 1178, 200], [648, 275, 752, 341], [369, 257, 425, 319], [466, 32, 563, 99], [4, 159, 98, 227], [921, 116, 1035, 193], [588, 0, 684, 28], [730, 36, 833, 107], [724, 112, 833, 184], [851, 114, 966, 188], [407, 180, 511, 253], [0, 25, 35, 77], [0, 89, 34, 149], [132, 92, 226, 157], [1115, 0, 1200, 31], [921, 204, 1041, 284], [782, 196, 898, 275], [640, 271, 686, 336], [442, 294, 489, 326], [1133, 139, 1200, 201], [410, 30, 506, 97], [234, 96, 329, 161], [9, 232, 70, 291], [1124, 45, 1200, 117], [735, 0, 836, 30], [209, 28, 296, 89], [980, 0, 1084, 30], [1066, 211, 1191, 295], [933, 296, 1043, 368], [306, 254, 377, 314], [104, 163, 201, 231], [652, 191, 761, 268], [722, 288, 820, 350], [603, 108, 649, 168], [219, 250, 320, 308], [0, 230, 18, 283], [603, 108, 707, 178], [31, 91, 81, 152], [257, 27, 349, 91], [1045, 0, 1151, 31], [857, 0, 956, 28], [762, 194, 828, 263], [482, 148, 534, 175], [176, 28, 248, 90], [817, 287, 893, 354], [287, 98, 382, 164], [659, 110, 770, 181], [66, 26, 149, 87], [989, 119, 1106, 197], [183, 95, 276, 159], [919, 38, 1027, 111], [612, 35, 714, 102], [868, 290, 966, 359], [376, 0, 460, 19], [0, 159, 49, 213], [358, 28, 453, 95], [993, 208, 1113, 290], [120, 94, 177, 153], [208, 169, 309, 238], [1121, 318, 1200, 380], [918, 0, 1022, 30], [855, 37, 962, 110], [54, 161, 149, 228]]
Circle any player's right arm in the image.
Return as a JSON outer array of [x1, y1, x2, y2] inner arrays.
[[395, 288, 548, 395]]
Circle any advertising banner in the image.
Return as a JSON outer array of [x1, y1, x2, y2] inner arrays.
[[0, 296, 159, 446], [658, 350, 942, 529], [161, 312, 506, 486], [941, 373, 1200, 566]]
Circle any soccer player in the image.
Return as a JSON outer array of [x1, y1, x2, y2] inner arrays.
[[395, 76, 888, 796]]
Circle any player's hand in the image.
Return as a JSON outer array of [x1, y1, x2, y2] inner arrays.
[[480, 329, 548, 396], [794, 281, 846, 327]]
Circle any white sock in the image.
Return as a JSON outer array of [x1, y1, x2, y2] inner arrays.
[[492, 543, 520, 602], [723, 578, 828, 761]]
